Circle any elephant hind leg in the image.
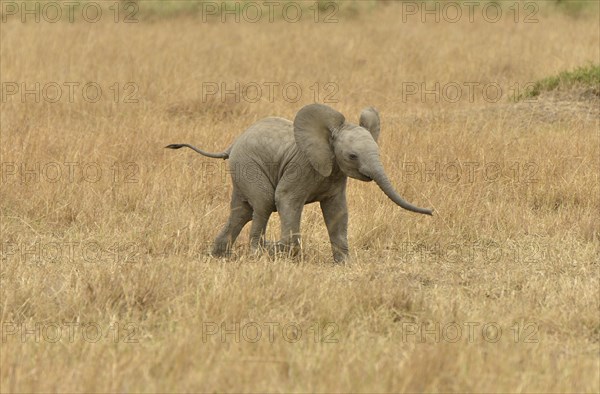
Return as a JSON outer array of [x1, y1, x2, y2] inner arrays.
[[212, 190, 253, 257], [249, 209, 272, 251]]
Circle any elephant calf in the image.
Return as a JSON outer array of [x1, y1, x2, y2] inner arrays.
[[166, 103, 433, 262]]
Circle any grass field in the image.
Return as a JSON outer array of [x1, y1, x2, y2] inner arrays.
[[1, 1, 599, 392]]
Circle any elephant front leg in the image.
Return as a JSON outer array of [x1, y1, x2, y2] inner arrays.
[[275, 197, 303, 257], [320, 194, 349, 263]]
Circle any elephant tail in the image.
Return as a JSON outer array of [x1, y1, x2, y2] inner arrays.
[[165, 143, 232, 159]]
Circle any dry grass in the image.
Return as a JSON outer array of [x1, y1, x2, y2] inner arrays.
[[1, 2, 599, 392]]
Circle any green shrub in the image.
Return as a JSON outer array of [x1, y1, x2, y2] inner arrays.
[[516, 64, 600, 101]]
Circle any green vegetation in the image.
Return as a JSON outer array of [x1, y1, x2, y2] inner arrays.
[[550, 0, 600, 17], [516, 64, 600, 101]]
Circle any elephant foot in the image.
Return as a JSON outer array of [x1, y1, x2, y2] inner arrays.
[[332, 253, 348, 264], [211, 243, 233, 258], [331, 247, 349, 264], [263, 241, 300, 259], [250, 240, 309, 260]]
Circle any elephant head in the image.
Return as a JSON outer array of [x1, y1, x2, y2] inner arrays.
[[294, 103, 433, 216]]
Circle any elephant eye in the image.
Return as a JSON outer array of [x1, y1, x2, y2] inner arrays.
[[349, 153, 358, 160]]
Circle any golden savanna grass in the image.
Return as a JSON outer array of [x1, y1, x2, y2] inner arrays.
[[1, 1, 599, 392]]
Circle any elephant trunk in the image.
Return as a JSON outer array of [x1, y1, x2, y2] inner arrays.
[[365, 160, 433, 216]]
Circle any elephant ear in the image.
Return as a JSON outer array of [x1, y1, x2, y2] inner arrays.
[[294, 103, 345, 177], [359, 107, 381, 142]]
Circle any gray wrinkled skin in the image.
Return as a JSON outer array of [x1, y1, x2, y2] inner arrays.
[[167, 103, 433, 263]]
